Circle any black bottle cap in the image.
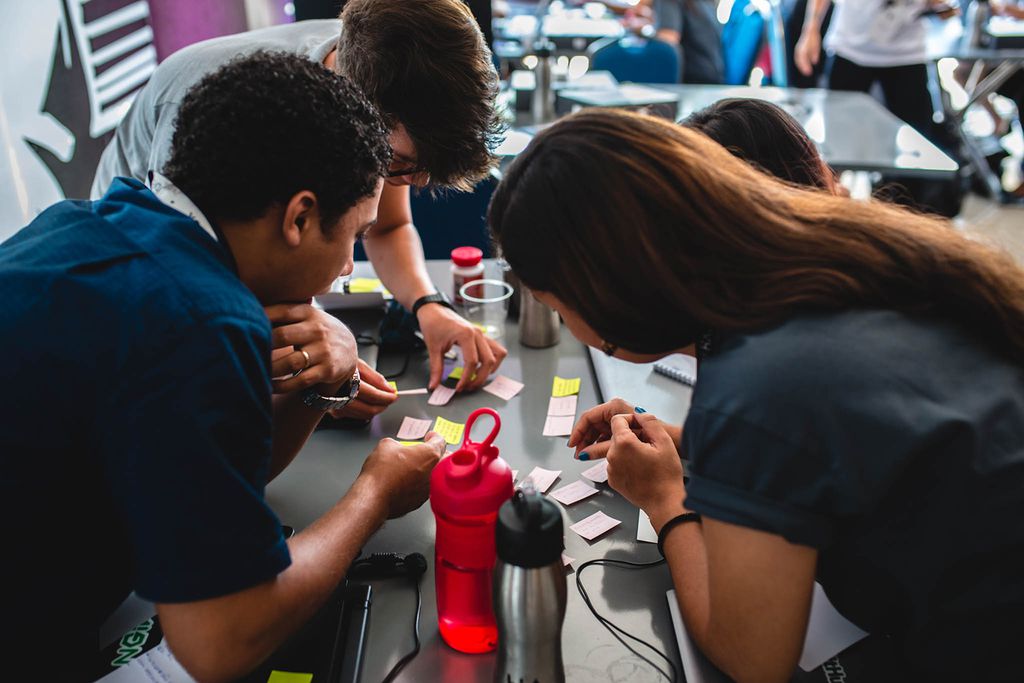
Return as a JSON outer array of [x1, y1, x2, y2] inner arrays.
[[496, 487, 564, 568]]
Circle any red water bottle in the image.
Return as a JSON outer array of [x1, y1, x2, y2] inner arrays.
[[430, 407, 513, 653]]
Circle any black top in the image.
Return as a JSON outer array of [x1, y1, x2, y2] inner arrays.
[[682, 309, 1024, 682]]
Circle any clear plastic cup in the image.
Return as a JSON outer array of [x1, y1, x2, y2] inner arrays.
[[459, 279, 514, 340]]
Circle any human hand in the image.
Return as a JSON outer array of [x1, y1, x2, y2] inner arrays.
[[567, 398, 637, 460], [417, 304, 508, 392], [328, 359, 397, 420], [358, 432, 445, 519], [606, 413, 687, 530], [794, 29, 821, 77], [267, 303, 358, 394]]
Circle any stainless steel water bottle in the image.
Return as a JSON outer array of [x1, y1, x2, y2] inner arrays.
[[492, 486, 566, 683], [519, 285, 560, 348]]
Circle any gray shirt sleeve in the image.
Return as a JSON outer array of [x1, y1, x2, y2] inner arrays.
[[654, 0, 685, 33]]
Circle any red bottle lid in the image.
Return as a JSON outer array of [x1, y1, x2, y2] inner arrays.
[[451, 246, 483, 268], [430, 408, 512, 517]]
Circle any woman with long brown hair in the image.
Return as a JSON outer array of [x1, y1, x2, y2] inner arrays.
[[489, 109, 1024, 682]]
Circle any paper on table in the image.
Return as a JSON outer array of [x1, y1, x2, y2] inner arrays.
[[448, 366, 476, 382], [433, 416, 465, 445], [428, 385, 455, 406], [546, 395, 578, 417], [482, 375, 525, 401], [570, 511, 621, 540], [267, 672, 314, 683], [543, 415, 575, 437], [348, 277, 384, 293], [637, 509, 658, 543], [562, 553, 574, 567], [550, 480, 599, 505], [581, 459, 609, 483], [666, 584, 869, 683], [524, 466, 560, 493], [552, 376, 581, 397], [512, 469, 519, 481], [387, 380, 398, 392], [799, 584, 869, 671], [95, 641, 195, 682], [398, 441, 422, 447], [397, 416, 432, 440], [397, 388, 429, 396]]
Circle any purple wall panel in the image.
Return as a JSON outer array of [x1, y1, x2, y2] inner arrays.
[[148, 0, 250, 61]]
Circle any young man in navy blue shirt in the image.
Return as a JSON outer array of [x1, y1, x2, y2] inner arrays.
[[0, 51, 444, 682]]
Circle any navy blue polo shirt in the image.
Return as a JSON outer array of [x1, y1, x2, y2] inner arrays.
[[0, 178, 290, 677], [683, 310, 1024, 681]]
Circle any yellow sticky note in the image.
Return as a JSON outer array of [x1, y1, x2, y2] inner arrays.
[[433, 416, 465, 445], [398, 441, 422, 447], [448, 366, 477, 382], [348, 277, 383, 293], [267, 672, 313, 683], [387, 381, 398, 392], [552, 376, 581, 397]]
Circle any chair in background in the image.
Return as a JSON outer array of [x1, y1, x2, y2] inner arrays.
[[721, 0, 788, 87], [589, 35, 681, 84], [355, 172, 498, 262]]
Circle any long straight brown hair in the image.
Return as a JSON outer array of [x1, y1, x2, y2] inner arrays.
[[488, 109, 1024, 361]]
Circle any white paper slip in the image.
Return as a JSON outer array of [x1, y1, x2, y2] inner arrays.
[[397, 387, 429, 396], [546, 395, 578, 417], [428, 385, 455, 406], [562, 553, 574, 567], [550, 480, 599, 505], [580, 459, 609, 483], [799, 583, 869, 671], [96, 641, 196, 682], [511, 470, 519, 481], [570, 511, 621, 540], [637, 509, 658, 543], [397, 416, 432, 440], [482, 375, 525, 401], [524, 466, 561, 493], [542, 415, 575, 437]]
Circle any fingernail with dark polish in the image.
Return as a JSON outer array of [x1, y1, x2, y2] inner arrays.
[[579, 452, 589, 461], [635, 406, 647, 414]]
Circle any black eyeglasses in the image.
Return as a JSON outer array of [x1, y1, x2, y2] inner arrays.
[[386, 164, 428, 179]]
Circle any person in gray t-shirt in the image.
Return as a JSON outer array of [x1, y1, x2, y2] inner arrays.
[[93, 0, 508, 418]]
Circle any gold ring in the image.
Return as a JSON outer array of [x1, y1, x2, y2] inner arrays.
[[292, 348, 311, 377]]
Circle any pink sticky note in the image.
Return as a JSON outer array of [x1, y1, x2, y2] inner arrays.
[[524, 466, 561, 493], [428, 385, 455, 406], [482, 375, 525, 401], [543, 415, 575, 437], [550, 480, 599, 506], [581, 459, 609, 483], [546, 395, 578, 417], [397, 416, 432, 440], [562, 553, 574, 567], [570, 511, 621, 541]]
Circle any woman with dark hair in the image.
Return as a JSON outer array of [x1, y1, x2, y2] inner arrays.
[[682, 97, 840, 193], [489, 109, 1024, 682]]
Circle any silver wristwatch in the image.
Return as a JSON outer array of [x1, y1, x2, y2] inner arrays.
[[301, 366, 361, 412]]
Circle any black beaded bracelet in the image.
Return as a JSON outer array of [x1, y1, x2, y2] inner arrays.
[[657, 512, 702, 557]]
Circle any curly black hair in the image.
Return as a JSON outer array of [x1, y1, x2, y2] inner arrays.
[[163, 50, 391, 229], [338, 0, 505, 191]]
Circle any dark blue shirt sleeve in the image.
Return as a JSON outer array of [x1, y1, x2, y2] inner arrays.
[[97, 313, 290, 603]]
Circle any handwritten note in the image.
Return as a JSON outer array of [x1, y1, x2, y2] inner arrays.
[[482, 375, 525, 401], [428, 385, 455, 406], [433, 416, 465, 445], [581, 459, 609, 483], [550, 480, 599, 506], [552, 376, 581, 397], [570, 511, 621, 541], [397, 416, 432, 440], [524, 466, 561, 493], [547, 395, 578, 417], [543, 415, 575, 437]]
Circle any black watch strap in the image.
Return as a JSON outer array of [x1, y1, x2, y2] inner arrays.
[[411, 292, 455, 316]]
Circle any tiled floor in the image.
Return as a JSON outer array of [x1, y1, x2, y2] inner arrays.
[[956, 193, 1024, 263]]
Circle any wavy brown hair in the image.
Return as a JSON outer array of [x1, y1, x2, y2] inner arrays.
[[488, 109, 1024, 362], [337, 0, 503, 190]]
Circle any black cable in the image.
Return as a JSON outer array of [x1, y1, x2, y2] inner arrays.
[[380, 575, 422, 683], [576, 557, 679, 683]]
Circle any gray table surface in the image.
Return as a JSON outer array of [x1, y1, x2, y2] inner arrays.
[[101, 260, 691, 682], [563, 83, 960, 179]]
